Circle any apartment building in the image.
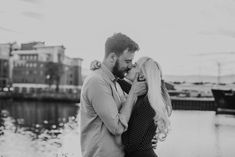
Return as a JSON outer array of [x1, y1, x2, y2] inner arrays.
[[11, 42, 83, 93], [0, 42, 19, 91]]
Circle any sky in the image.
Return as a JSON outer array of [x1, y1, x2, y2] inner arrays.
[[1, 0, 235, 76]]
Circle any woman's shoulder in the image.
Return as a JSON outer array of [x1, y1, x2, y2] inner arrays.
[[135, 95, 147, 106], [135, 95, 150, 110], [136, 95, 155, 116], [138, 95, 150, 106]]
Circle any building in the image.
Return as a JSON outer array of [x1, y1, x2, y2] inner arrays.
[[0, 42, 19, 91], [11, 42, 83, 93], [62, 56, 83, 87]]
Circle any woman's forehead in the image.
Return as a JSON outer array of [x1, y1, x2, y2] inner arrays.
[[136, 57, 150, 66]]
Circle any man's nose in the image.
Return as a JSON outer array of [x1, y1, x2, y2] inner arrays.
[[127, 64, 133, 70], [130, 62, 137, 68]]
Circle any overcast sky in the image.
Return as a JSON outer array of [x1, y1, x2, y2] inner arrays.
[[1, 0, 235, 76]]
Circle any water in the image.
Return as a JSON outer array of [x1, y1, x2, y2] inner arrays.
[[1, 101, 235, 157], [157, 111, 235, 157], [0, 100, 80, 157]]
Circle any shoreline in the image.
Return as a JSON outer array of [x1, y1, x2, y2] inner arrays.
[[0, 92, 80, 103]]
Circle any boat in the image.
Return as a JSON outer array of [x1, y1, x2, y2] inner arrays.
[[211, 88, 235, 115]]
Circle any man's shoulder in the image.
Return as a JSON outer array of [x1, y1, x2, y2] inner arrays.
[[83, 70, 106, 86]]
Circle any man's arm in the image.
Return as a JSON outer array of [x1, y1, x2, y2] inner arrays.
[[87, 76, 144, 135]]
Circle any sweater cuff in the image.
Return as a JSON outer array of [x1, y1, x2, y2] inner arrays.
[[119, 114, 128, 132]]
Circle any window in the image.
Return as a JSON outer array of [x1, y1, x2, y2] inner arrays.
[[3, 61, 8, 67], [33, 63, 37, 68]]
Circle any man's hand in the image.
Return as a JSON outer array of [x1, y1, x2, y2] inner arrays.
[[90, 60, 101, 71], [152, 135, 158, 149]]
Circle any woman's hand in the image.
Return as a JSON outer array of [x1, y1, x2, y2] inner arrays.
[[130, 73, 147, 96], [90, 60, 101, 71]]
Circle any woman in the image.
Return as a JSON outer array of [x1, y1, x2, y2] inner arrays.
[[120, 57, 172, 157], [90, 57, 172, 157]]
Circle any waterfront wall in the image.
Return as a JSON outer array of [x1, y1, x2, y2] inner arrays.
[[0, 91, 80, 103], [171, 97, 216, 111], [0, 91, 217, 110]]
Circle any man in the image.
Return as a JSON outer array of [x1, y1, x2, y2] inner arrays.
[[80, 33, 146, 157]]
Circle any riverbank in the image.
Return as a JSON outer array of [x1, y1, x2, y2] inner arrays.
[[0, 91, 218, 110], [171, 97, 215, 111], [0, 92, 80, 103]]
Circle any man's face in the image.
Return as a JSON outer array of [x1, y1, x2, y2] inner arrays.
[[112, 49, 135, 79]]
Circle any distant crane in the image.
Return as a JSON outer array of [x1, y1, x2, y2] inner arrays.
[[192, 52, 235, 84], [217, 61, 221, 84]]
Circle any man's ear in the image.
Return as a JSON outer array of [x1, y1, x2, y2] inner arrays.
[[109, 52, 117, 65]]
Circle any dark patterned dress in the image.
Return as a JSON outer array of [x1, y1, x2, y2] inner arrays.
[[118, 79, 158, 157]]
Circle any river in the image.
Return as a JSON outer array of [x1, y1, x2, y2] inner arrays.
[[0, 100, 235, 157]]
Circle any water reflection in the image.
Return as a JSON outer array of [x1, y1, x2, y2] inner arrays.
[[0, 100, 80, 157], [157, 111, 235, 157], [214, 114, 235, 157], [1, 102, 235, 157], [0, 100, 78, 131]]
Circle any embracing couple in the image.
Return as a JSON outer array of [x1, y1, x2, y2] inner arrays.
[[80, 33, 172, 157]]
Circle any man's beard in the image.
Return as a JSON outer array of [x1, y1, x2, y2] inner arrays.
[[112, 60, 126, 79]]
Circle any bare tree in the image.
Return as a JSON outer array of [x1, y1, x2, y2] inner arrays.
[[45, 62, 63, 92]]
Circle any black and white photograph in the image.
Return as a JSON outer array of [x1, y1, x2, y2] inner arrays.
[[1, 0, 235, 157]]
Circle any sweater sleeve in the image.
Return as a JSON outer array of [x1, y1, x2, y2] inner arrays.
[[122, 97, 155, 153], [86, 76, 129, 135]]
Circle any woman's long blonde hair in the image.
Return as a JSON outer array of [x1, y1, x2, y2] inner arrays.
[[137, 57, 172, 141]]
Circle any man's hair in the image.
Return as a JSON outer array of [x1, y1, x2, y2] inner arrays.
[[105, 33, 139, 57]]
